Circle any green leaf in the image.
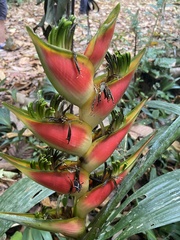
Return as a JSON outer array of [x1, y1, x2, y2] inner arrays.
[[152, 109, 159, 119], [146, 229, 157, 240], [38, 229, 53, 240], [0, 79, 7, 92], [154, 57, 176, 68], [159, 222, 180, 239], [0, 178, 54, 236], [22, 228, 53, 240], [10, 231, 23, 240], [102, 170, 180, 239], [146, 100, 180, 116], [0, 108, 11, 129]]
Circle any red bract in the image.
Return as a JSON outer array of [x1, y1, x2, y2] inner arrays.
[[26, 169, 89, 197], [84, 4, 120, 70], [3, 102, 92, 157], [75, 170, 129, 219], [0, 153, 89, 198], [75, 179, 117, 219], [80, 49, 145, 128], [27, 27, 95, 108], [81, 99, 147, 173]]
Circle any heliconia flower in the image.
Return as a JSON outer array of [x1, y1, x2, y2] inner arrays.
[[0, 152, 89, 198], [80, 99, 147, 173], [3, 102, 92, 157], [75, 133, 154, 218], [0, 212, 85, 238], [80, 49, 145, 128], [84, 3, 120, 70], [26, 27, 95, 108]]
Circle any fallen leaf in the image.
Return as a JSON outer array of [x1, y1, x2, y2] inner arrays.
[[129, 124, 154, 140], [172, 141, 180, 152], [0, 70, 5, 80]]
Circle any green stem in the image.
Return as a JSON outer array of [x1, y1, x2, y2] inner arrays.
[[82, 116, 180, 240]]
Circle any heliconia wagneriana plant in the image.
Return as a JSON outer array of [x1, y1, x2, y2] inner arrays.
[[0, 4, 154, 239]]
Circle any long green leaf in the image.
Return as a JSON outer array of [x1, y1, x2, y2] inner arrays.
[[146, 100, 180, 116], [0, 178, 54, 236], [100, 170, 180, 239]]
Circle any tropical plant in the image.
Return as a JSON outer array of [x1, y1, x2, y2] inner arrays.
[[0, 4, 180, 239]]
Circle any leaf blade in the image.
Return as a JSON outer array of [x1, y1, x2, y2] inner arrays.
[[0, 178, 54, 236], [146, 100, 180, 116], [102, 170, 180, 239]]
